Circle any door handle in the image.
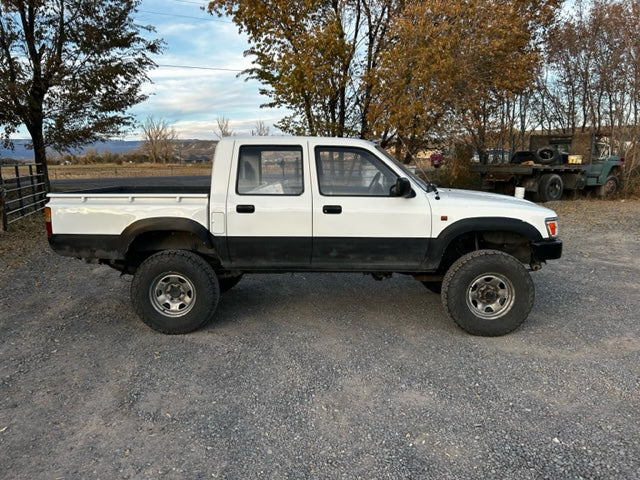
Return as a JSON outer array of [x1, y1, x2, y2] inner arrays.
[[322, 205, 342, 214], [236, 204, 255, 214]]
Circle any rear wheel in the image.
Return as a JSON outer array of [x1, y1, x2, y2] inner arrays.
[[538, 173, 563, 202], [131, 250, 220, 334], [441, 250, 534, 336]]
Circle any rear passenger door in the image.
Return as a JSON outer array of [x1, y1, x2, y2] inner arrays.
[[226, 143, 312, 268]]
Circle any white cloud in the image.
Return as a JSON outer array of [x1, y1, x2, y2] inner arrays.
[[128, 0, 285, 139]]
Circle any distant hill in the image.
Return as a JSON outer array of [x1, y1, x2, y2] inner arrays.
[[0, 139, 217, 162], [0, 139, 143, 160]]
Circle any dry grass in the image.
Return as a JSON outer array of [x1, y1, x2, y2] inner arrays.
[[0, 213, 48, 277]]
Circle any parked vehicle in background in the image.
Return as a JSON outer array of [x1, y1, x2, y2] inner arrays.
[[470, 133, 625, 201]]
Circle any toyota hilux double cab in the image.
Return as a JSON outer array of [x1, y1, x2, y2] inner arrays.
[[45, 137, 562, 336]]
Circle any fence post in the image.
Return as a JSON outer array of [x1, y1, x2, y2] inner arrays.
[[0, 187, 6, 233], [0, 166, 5, 232]]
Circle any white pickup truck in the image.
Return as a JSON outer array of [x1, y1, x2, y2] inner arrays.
[[45, 137, 562, 336]]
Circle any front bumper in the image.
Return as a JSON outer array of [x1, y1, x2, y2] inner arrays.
[[532, 239, 563, 262]]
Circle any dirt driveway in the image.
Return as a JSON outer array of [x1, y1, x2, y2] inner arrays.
[[1, 200, 639, 479]]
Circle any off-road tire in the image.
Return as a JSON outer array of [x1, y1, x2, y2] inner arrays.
[[538, 173, 563, 202], [441, 250, 535, 336], [131, 250, 220, 334]]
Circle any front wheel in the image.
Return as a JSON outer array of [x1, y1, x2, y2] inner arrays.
[[441, 250, 534, 336], [598, 175, 620, 197], [131, 250, 220, 334]]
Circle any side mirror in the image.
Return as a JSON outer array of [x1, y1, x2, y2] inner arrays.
[[391, 177, 415, 198]]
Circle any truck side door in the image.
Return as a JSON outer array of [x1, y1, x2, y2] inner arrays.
[[225, 143, 312, 267], [311, 145, 431, 270]]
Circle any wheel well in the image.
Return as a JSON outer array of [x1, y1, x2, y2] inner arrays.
[[124, 231, 221, 271], [608, 166, 622, 177], [438, 230, 531, 272]]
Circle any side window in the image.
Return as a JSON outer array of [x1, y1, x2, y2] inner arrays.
[[315, 147, 397, 196], [237, 146, 304, 195]]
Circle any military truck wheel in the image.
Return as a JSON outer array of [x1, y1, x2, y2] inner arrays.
[[131, 250, 220, 334], [441, 250, 534, 336], [538, 174, 563, 202], [598, 175, 620, 197]]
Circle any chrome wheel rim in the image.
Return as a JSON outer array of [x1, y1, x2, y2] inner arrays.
[[149, 272, 196, 317], [466, 273, 515, 320]]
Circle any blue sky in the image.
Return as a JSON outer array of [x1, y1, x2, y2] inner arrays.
[[128, 0, 286, 139]]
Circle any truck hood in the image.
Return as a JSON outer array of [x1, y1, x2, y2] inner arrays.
[[428, 188, 559, 238]]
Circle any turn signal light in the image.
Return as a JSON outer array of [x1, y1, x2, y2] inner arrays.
[[545, 218, 558, 237]]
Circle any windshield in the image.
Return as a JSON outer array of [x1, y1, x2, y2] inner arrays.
[[375, 146, 430, 193]]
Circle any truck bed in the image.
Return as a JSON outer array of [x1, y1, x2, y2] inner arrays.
[[47, 186, 210, 237]]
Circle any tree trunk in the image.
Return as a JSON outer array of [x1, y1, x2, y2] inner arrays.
[[26, 112, 51, 193]]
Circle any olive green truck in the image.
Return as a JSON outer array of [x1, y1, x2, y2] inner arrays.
[[470, 133, 625, 202]]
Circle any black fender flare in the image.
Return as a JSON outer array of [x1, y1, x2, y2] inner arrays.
[[120, 217, 215, 254], [424, 217, 543, 269]]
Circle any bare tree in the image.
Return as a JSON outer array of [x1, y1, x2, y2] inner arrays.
[[251, 120, 270, 136], [141, 116, 177, 163], [215, 116, 233, 138], [542, 1, 639, 152]]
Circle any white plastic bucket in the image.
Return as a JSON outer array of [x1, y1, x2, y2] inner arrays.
[[514, 187, 525, 199]]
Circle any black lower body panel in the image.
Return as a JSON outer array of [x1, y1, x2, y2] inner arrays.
[[48, 234, 124, 260], [226, 236, 430, 271]]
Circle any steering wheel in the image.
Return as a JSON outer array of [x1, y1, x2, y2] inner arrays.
[[367, 172, 382, 193]]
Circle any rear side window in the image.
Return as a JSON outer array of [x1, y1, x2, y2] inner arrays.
[[237, 145, 304, 195]]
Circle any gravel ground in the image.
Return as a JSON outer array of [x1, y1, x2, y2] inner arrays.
[[1, 199, 639, 479]]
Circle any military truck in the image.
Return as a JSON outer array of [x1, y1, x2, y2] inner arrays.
[[470, 133, 625, 201]]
